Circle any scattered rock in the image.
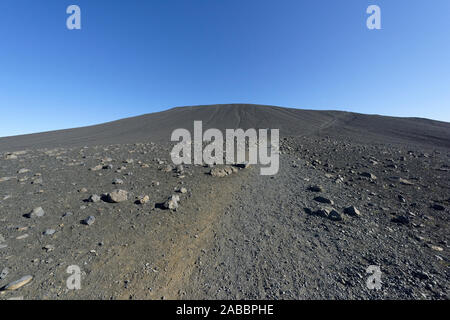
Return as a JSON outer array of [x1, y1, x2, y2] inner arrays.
[[391, 215, 410, 224], [210, 166, 234, 177], [313, 196, 334, 205], [43, 229, 56, 236], [175, 165, 184, 173], [113, 178, 124, 185], [16, 234, 29, 240], [106, 189, 128, 203], [5, 154, 18, 160], [224, 166, 234, 175], [31, 178, 43, 185], [430, 245, 443, 252], [82, 216, 95, 226], [178, 187, 187, 194], [62, 212, 73, 218], [25, 207, 45, 218], [389, 177, 414, 186], [136, 195, 150, 204], [90, 165, 103, 171], [234, 162, 250, 169], [210, 167, 227, 177], [360, 172, 377, 179], [1, 275, 33, 291], [0, 176, 16, 183], [412, 270, 430, 280], [0, 268, 8, 280], [313, 208, 342, 221], [344, 206, 361, 216], [43, 244, 55, 252], [431, 204, 445, 211], [163, 195, 180, 210], [88, 194, 101, 203], [328, 210, 343, 221], [308, 185, 323, 192]]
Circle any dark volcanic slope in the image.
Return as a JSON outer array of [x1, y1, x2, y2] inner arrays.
[[1, 104, 449, 300], [1, 104, 450, 152]]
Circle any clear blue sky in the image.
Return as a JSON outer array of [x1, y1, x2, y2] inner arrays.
[[0, 0, 449, 137]]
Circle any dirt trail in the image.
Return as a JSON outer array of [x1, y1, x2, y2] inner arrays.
[[185, 155, 316, 299], [64, 167, 249, 300]]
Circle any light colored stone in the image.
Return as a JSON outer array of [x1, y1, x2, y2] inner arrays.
[[163, 195, 180, 210], [5, 154, 18, 160], [43, 229, 56, 236], [430, 245, 443, 252], [389, 176, 414, 185], [137, 195, 150, 204], [82, 216, 95, 226], [0, 268, 8, 280], [88, 194, 101, 203], [113, 178, 124, 185], [2, 275, 33, 291], [43, 244, 55, 252], [0, 176, 16, 183], [25, 207, 45, 218], [179, 187, 187, 194], [210, 167, 229, 177], [107, 189, 128, 203]]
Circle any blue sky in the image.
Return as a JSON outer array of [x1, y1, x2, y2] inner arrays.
[[0, 0, 449, 137]]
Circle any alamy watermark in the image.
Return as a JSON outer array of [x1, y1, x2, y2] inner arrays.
[[366, 265, 382, 290], [366, 5, 381, 30], [66, 5, 81, 30], [170, 121, 279, 175], [65, 5, 381, 31], [66, 265, 81, 290]]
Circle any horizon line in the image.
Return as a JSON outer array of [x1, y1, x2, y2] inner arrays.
[[0, 103, 448, 139]]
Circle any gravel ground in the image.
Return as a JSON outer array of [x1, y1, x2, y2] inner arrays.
[[187, 137, 449, 300], [0, 105, 449, 300]]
